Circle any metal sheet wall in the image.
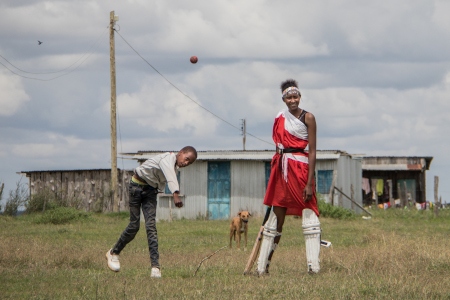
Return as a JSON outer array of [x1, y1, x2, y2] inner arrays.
[[230, 161, 267, 218], [156, 161, 208, 221], [155, 160, 268, 220], [334, 156, 363, 212]]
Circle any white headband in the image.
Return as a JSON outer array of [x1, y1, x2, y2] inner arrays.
[[282, 86, 301, 98]]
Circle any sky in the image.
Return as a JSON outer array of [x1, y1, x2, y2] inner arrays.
[[1, 0, 450, 207]]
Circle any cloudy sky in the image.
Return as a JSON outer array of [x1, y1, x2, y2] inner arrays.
[[1, 0, 449, 205]]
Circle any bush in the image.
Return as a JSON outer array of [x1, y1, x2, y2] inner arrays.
[[318, 199, 356, 220], [33, 207, 91, 225], [26, 187, 83, 213], [26, 188, 59, 213]]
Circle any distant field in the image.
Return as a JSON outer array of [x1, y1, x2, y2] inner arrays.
[[1, 208, 450, 299]]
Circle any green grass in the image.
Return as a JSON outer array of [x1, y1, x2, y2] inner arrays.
[[2, 208, 450, 299]]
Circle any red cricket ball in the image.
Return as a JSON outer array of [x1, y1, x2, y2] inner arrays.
[[190, 56, 198, 64]]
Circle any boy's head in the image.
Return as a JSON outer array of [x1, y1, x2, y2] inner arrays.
[[176, 146, 197, 168]]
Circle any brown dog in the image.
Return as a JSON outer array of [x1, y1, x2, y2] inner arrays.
[[229, 211, 251, 250]]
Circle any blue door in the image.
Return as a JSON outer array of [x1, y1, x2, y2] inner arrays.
[[207, 162, 230, 220]]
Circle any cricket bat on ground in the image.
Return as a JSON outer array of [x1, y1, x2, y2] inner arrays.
[[243, 206, 272, 275]]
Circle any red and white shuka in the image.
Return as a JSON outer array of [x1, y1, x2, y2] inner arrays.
[[263, 109, 319, 217]]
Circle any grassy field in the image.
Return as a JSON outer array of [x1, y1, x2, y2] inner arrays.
[[1, 208, 450, 299]]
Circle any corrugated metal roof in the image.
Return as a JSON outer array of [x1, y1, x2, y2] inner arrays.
[[20, 150, 350, 174], [362, 156, 433, 171], [123, 149, 350, 161], [362, 164, 421, 171]]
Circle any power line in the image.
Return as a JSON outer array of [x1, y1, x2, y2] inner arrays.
[[114, 29, 273, 147], [0, 60, 78, 81], [0, 25, 108, 80]]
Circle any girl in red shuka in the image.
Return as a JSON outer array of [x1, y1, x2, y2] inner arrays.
[[258, 78, 321, 275]]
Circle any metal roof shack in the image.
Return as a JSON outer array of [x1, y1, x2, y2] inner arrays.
[[122, 149, 363, 218], [360, 156, 433, 207]]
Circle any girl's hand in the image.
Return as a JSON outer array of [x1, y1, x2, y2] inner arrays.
[[303, 185, 313, 202]]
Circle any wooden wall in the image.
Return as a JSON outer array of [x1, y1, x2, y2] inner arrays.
[[26, 169, 133, 212]]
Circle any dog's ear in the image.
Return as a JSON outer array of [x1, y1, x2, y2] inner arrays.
[[249, 212, 252, 217], [238, 211, 241, 216]]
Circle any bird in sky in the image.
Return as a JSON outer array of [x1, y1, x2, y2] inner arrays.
[[38, 40, 43, 45]]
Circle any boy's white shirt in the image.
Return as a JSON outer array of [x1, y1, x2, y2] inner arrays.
[[135, 152, 180, 194]]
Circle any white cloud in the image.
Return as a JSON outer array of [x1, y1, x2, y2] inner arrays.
[[116, 78, 219, 136], [0, 72, 30, 116]]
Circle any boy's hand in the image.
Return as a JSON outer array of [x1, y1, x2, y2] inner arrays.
[[173, 192, 183, 208]]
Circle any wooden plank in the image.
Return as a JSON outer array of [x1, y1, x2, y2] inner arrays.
[[328, 170, 337, 205], [334, 187, 372, 216]]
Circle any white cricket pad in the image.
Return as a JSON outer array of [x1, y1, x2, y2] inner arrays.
[[256, 210, 277, 275], [302, 209, 321, 274]]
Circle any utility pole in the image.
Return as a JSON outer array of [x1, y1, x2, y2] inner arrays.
[[434, 176, 439, 216], [241, 119, 246, 151], [110, 11, 119, 212]]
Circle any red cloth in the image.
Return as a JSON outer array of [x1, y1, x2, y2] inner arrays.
[[263, 110, 319, 217]]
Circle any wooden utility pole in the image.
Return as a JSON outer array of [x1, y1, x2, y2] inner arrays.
[[110, 11, 119, 212], [241, 119, 246, 151], [434, 176, 439, 216]]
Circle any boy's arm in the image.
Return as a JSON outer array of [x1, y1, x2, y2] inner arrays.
[[159, 154, 180, 192], [159, 154, 183, 208], [173, 191, 183, 208]]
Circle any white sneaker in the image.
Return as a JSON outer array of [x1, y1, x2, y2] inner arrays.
[[106, 249, 120, 272], [151, 267, 161, 278]]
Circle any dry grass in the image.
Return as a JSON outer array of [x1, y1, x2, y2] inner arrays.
[[1, 208, 450, 299]]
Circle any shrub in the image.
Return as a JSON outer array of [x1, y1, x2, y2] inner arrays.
[[26, 187, 83, 213], [33, 207, 91, 225], [318, 199, 356, 220], [26, 188, 59, 213]]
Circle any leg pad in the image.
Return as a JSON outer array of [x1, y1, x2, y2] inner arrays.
[[302, 209, 321, 274], [256, 210, 278, 275]]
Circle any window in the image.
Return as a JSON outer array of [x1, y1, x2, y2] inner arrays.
[[317, 170, 333, 194]]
